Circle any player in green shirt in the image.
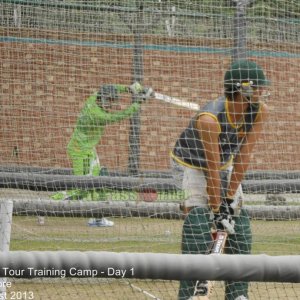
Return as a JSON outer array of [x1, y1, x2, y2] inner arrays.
[[52, 82, 152, 201]]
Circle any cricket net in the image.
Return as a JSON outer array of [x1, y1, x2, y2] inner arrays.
[[0, 0, 300, 299]]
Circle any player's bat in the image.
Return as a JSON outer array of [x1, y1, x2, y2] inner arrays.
[[190, 230, 228, 300], [153, 92, 200, 111]]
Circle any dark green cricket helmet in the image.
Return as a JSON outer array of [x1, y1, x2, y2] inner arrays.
[[224, 60, 270, 91], [97, 84, 119, 107]]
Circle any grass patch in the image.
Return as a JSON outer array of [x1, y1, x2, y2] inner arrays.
[[7, 216, 300, 299], [11, 216, 300, 255], [11, 216, 183, 252]]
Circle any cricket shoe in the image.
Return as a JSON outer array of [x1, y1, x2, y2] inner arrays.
[[88, 218, 114, 227]]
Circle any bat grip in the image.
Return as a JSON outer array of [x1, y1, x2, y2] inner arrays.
[[221, 219, 235, 234]]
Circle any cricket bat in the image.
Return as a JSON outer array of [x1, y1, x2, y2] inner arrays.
[[190, 230, 228, 300], [153, 92, 200, 111]]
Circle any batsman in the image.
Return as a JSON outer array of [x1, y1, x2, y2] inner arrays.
[[52, 82, 152, 201], [171, 60, 270, 300]]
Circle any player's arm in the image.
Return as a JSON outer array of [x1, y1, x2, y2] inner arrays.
[[93, 82, 151, 124], [101, 82, 153, 122], [114, 82, 153, 98], [100, 102, 140, 124], [113, 84, 130, 94], [227, 103, 268, 198], [196, 114, 222, 211], [77, 94, 139, 127], [197, 114, 235, 234]]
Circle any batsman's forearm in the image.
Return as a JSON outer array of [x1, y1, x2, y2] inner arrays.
[[102, 102, 140, 124], [227, 157, 250, 198], [115, 84, 129, 94], [206, 170, 222, 209], [227, 108, 266, 197], [227, 170, 244, 198], [228, 135, 258, 197]]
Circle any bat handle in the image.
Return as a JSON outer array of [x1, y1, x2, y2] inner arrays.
[[210, 228, 218, 240]]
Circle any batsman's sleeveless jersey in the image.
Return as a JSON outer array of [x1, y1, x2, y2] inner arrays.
[[171, 96, 261, 170]]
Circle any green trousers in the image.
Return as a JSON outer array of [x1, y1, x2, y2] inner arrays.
[[52, 144, 105, 201], [178, 207, 252, 300]]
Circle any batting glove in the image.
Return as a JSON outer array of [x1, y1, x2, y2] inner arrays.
[[211, 200, 235, 234], [129, 82, 154, 101], [129, 82, 144, 94], [141, 87, 154, 100]]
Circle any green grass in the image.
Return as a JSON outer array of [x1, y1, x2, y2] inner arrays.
[[11, 216, 183, 252], [7, 216, 300, 299], [10, 216, 300, 255], [251, 220, 300, 254]]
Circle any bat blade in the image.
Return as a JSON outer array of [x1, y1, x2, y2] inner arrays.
[[210, 231, 228, 254], [191, 231, 228, 300], [153, 92, 200, 111]]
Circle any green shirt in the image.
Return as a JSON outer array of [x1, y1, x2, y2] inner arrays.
[[69, 92, 140, 151]]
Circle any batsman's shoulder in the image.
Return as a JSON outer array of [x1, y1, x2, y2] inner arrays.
[[197, 112, 221, 134]]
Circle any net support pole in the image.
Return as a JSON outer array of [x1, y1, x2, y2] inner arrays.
[[128, 0, 144, 175], [0, 200, 13, 296], [232, 0, 252, 61]]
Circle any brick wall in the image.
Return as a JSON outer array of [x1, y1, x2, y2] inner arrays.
[[1, 35, 299, 172]]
